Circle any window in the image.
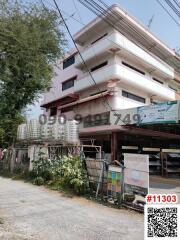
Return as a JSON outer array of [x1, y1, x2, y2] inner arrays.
[[91, 61, 108, 72], [168, 85, 177, 92], [62, 76, 76, 91], [122, 90, 145, 103], [61, 106, 74, 113], [50, 107, 57, 116], [122, 61, 145, 75], [63, 55, 75, 69], [153, 77, 163, 84], [91, 33, 108, 45]]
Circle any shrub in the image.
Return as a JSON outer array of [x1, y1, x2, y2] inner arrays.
[[13, 165, 23, 175], [33, 177, 44, 186], [41, 170, 54, 182], [56, 155, 89, 194], [32, 154, 89, 194], [27, 170, 37, 180]]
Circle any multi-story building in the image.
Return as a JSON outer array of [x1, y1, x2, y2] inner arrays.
[[41, 5, 180, 160]]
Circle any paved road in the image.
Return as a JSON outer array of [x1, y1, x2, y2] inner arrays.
[[0, 177, 143, 240]]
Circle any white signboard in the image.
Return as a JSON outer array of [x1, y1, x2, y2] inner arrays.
[[124, 154, 149, 195], [138, 101, 179, 124]]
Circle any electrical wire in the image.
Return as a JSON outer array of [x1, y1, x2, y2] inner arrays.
[[39, 0, 180, 126], [172, 0, 180, 9], [78, 0, 180, 71], [72, 0, 83, 23], [156, 0, 180, 26], [42, 0, 179, 71], [51, 0, 125, 124], [164, 0, 180, 18], [79, 0, 154, 56], [71, 0, 124, 113], [42, 0, 152, 59], [47, 1, 180, 112]]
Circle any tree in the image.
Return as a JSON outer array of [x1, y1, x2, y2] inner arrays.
[[0, 0, 67, 146]]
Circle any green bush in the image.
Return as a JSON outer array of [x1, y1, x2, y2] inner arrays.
[[32, 155, 89, 194], [13, 165, 24, 175], [27, 170, 37, 180], [41, 170, 54, 182], [33, 177, 44, 186], [56, 155, 89, 194]]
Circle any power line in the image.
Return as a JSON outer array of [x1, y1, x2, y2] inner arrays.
[[156, 0, 180, 26], [172, 0, 180, 9], [51, 0, 122, 120], [42, 0, 130, 52], [164, 0, 180, 18], [78, 0, 180, 72], [72, 0, 83, 23], [43, 0, 179, 67]]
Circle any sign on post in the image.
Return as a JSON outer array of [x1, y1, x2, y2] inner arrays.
[[124, 153, 149, 196]]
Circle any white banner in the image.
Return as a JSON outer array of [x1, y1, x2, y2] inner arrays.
[[124, 153, 149, 191], [138, 101, 179, 124]]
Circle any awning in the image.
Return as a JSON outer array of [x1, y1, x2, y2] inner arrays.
[[58, 91, 110, 110], [41, 93, 79, 108], [80, 125, 180, 140]]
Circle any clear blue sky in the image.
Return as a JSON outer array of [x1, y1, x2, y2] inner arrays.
[[29, 0, 180, 118]]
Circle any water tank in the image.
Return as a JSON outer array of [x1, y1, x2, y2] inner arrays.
[[65, 120, 79, 143], [52, 117, 65, 140], [17, 124, 27, 140], [28, 119, 41, 140], [41, 116, 59, 140]]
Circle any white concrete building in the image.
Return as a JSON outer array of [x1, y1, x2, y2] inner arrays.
[[41, 4, 180, 126]]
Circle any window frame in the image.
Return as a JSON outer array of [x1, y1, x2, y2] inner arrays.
[[91, 33, 108, 45], [122, 61, 145, 75], [62, 76, 77, 91], [152, 77, 163, 84], [122, 90, 146, 103], [63, 54, 75, 69], [90, 61, 108, 72]]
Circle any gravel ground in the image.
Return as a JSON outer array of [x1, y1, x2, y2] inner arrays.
[[0, 177, 143, 240]]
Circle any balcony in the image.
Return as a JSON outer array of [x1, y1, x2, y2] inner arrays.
[[74, 63, 176, 101], [75, 31, 174, 79]]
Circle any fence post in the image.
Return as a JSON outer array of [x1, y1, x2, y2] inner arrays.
[[10, 147, 16, 173]]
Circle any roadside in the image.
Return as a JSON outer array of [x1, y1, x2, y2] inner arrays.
[[0, 177, 143, 240], [149, 176, 180, 203]]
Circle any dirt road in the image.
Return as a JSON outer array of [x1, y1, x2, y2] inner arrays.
[[0, 177, 143, 240]]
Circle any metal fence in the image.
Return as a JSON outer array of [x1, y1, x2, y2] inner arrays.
[[84, 158, 107, 197]]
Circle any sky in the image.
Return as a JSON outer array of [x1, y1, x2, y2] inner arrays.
[[28, 0, 180, 119]]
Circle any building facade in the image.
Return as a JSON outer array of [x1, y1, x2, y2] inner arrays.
[[41, 5, 180, 161]]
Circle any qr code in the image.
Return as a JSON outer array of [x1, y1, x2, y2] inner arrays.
[[145, 205, 180, 239]]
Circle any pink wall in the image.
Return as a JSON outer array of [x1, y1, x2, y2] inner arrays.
[[41, 51, 82, 106]]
